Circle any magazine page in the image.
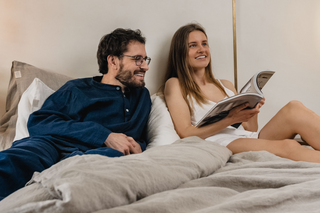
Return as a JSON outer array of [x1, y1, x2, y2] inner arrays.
[[240, 70, 275, 94], [195, 70, 275, 128], [256, 71, 274, 90], [239, 76, 256, 94], [196, 93, 262, 127]]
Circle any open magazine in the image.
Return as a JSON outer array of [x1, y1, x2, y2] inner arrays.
[[195, 70, 275, 128]]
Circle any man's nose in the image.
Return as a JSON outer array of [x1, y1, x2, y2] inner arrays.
[[140, 60, 149, 71]]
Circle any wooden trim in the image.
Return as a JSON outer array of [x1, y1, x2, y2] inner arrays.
[[232, 0, 238, 91]]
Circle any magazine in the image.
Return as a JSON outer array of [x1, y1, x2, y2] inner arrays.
[[195, 70, 275, 128]]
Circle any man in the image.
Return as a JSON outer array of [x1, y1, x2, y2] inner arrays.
[[0, 28, 152, 200]]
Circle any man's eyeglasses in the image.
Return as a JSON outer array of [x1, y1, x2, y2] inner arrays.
[[121, 55, 151, 66]]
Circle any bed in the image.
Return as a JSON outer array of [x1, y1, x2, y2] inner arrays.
[[1, 61, 320, 213]]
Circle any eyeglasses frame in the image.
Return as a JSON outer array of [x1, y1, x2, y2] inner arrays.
[[121, 54, 151, 66]]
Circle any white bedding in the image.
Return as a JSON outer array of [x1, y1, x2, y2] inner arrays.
[[1, 137, 320, 213], [0, 136, 231, 212]]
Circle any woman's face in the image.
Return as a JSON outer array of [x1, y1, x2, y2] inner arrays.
[[187, 30, 210, 71]]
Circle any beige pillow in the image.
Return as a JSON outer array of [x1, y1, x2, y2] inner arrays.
[[0, 61, 73, 150]]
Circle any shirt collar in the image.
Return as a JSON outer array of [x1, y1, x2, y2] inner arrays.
[[92, 76, 131, 94]]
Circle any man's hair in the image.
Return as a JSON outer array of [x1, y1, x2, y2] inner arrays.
[[97, 28, 146, 74]]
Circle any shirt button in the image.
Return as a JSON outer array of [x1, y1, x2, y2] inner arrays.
[[126, 109, 129, 112], [116, 87, 120, 91], [123, 94, 126, 97]]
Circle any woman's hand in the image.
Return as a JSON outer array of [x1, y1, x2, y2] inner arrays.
[[256, 97, 265, 109], [239, 98, 265, 132], [227, 102, 260, 124]]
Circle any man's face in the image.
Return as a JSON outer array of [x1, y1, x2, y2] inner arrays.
[[115, 41, 149, 88]]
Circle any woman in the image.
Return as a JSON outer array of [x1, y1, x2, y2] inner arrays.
[[163, 23, 320, 163]]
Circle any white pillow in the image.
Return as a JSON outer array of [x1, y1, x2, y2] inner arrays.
[[14, 78, 55, 141], [146, 94, 180, 149]]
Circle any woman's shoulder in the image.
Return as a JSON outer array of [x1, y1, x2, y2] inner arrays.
[[218, 79, 234, 89], [165, 77, 179, 85], [219, 79, 233, 87], [165, 77, 180, 89], [164, 77, 182, 95], [218, 79, 237, 94]]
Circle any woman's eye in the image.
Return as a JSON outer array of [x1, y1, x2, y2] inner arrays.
[[189, 44, 196, 48]]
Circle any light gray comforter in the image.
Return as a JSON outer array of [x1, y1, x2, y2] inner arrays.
[[1, 136, 320, 213]]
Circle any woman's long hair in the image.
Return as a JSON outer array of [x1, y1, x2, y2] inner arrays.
[[162, 23, 228, 113]]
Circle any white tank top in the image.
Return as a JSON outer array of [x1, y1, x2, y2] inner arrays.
[[189, 79, 235, 126], [188, 79, 258, 147]]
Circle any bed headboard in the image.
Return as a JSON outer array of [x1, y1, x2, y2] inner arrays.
[[1, 1, 319, 133], [0, 1, 235, 118]]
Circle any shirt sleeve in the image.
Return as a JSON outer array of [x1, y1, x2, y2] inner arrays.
[[27, 89, 110, 148], [137, 128, 148, 151]]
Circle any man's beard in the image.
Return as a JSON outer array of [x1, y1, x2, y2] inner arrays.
[[115, 63, 145, 88]]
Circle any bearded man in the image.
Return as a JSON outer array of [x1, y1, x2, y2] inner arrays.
[[0, 28, 152, 200]]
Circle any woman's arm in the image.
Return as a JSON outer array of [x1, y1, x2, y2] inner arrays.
[[164, 78, 258, 139]]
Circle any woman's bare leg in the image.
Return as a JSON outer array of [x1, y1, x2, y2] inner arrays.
[[227, 138, 320, 163], [227, 100, 320, 163], [259, 100, 320, 150]]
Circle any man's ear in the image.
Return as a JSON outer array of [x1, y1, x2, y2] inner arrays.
[[107, 55, 119, 70]]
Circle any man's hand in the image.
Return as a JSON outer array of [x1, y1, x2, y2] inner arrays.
[[104, 133, 142, 155]]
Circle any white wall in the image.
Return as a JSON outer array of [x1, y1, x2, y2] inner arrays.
[[236, 0, 320, 130], [1, 0, 319, 131], [0, 0, 233, 117]]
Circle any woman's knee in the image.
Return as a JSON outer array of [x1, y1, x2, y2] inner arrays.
[[284, 100, 305, 113], [277, 139, 302, 158], [278, 100, 306, 122]]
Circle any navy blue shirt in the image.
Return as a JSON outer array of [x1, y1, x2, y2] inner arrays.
[[27, 76, 151, 151]]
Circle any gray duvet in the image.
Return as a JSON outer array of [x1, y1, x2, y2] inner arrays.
[[1, 136, 320, 213]]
